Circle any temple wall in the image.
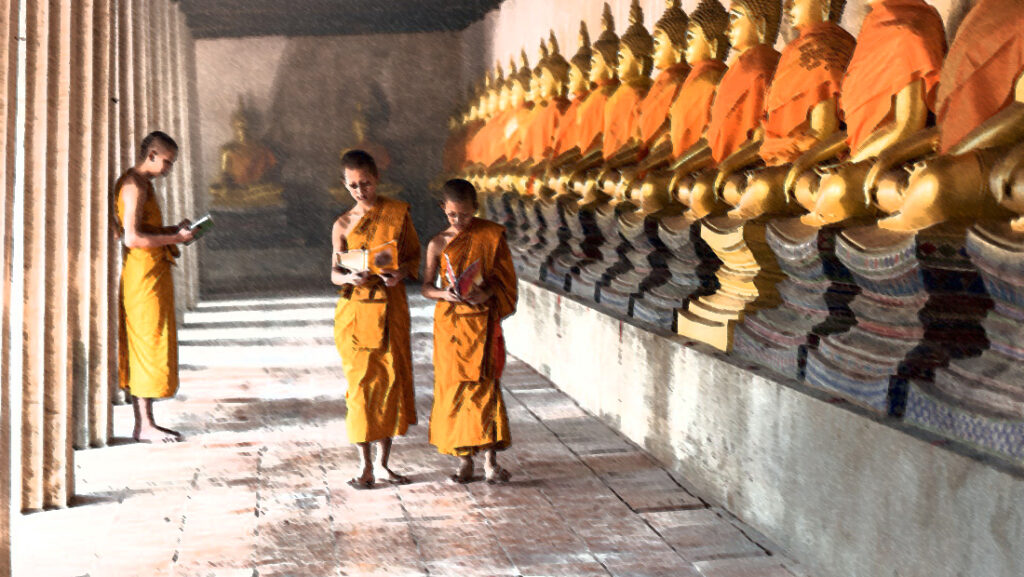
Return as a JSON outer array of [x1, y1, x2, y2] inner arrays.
[[194, 32, 477, 294], [505, 281, 1024, 577]]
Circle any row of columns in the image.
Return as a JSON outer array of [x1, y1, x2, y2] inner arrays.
[[0, 0, 200, 571]]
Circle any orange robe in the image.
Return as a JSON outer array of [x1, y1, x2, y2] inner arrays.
[[430, 219, 518, 457], [760, 22, 856, 166], [935, 0, 1024, 153], [707, 44, 781, 163], [520, 98, 570, 161], [463, 118, 486, 165], [223, 143, 276, 187], [500, 103, 533, 163], [576, 79, 620, 154], [603, 80, 649, 159], [670, 59, 728, 159], [638, 63, 690, 148], [117, 169, 178, 399], [840, 0, 946, 156], [334, 197, 421, 444], [552, 91, 588, 156]]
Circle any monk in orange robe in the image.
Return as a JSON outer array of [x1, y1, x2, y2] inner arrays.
[[116, 131, 195, 443], [839, 0, 945, 157], [759, 20, 855, 166], [332, 150, 420, 489], [423, 179, 518, 484], [706, 42, 779, 164]]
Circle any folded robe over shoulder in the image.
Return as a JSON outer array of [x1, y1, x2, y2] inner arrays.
[[670, 59, 727, 159], [430, 218, 518, 457], [117, 169, 179, 399], [334, 197, 421, 444], [706, 44, 780, 164]]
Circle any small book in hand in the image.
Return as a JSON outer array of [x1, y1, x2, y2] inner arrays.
[[335, 240, 399, 275], [444, 253, 483, 299], [184, 214, 214, 246]]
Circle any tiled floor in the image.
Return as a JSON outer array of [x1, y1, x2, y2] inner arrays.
[[14, 289, 811, 577]]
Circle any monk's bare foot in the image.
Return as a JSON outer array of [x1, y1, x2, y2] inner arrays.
[[485, 465, 512, 484], [347, 468, 375, 490], [450, 456, 474, 484], [377, 467, 412, 485], [133, 425, 181, 444]]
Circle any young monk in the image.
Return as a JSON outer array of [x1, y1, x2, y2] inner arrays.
[[422, 179, 518, 484], [116, 131, 194, 443], [332, 150, 420, 489]]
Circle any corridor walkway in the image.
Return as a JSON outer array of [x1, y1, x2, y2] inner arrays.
[[14, 290, 811, 577]]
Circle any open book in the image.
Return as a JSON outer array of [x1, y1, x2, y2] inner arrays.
[[335, 240, 398, 274], [444, 253, 482, 299], [183, 214, 214, 246]]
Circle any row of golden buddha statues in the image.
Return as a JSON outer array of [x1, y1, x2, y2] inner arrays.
[[445, 0, 1024, 462]]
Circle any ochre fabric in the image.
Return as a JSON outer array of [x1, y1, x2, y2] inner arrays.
[[840, 0, 946, 156], [576, 79, 620, 154], [334, 197, 421, 444], [521, 98, 571, 161], [670, 59, 727, 158], [638, 63, 690, 147], [936, 0, 1024, 153], [501, 102, 534, 163], [430, 218, 518, 457], [116, 169, 178, 399], [603, 80, 649, 159], [760, 22, 856, 166], [464, 118, 487, 165], [706, 44, 781, 163], [224, 144, 276, 187], [552, 92, 587, 156]]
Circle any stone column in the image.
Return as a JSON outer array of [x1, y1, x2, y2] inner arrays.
[[0, 0, 18, 569], [131, 0, 147, 150], [68, 0, 95, 451], [117, 0, 134, 171], [89, 0, 113, 447], [106, 0, 120, 426], [181, 16, 202, 308]]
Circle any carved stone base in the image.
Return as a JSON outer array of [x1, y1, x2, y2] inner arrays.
[[677, 216, 784, 352], [902, 222, 1024, 461], [732, 219, 858, 379], [804, 224, 990, 414], [568, 202, 617, 303]]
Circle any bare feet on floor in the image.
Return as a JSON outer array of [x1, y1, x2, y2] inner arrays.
[[450, 456, 474, 484], [484, 465, 512, 484], [133, 424, 182, 444], [377, 466, 412, 485], [347, 468, 375, 490]]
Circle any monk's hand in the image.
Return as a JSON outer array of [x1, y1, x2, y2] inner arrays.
[[378, 269, 404, 287], [442, 287, 463, 303], [348, 271, 373, 286], [463, 286, 490, 306], [174, 226, 196, 245]]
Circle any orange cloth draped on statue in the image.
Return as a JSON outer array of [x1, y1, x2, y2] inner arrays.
[[576, 79, 620, 154], [638, 63, 690, 147], [501, 103, 534, 163], [552, 92, 587, 156], [706, 44, 780, 163], [840, 0, 946, 156], [224, 145, 276, 187], [760, 22, 856, 166], [602, 80, 648, 159], [334, 197, 421, 444], [521, 98, 571, 161], [669, 59, 728, 158], [935, 0, 1024, 153], [463, 119, 486, 165], [430, 218, 518, 457], [116, 169, 178, 399]]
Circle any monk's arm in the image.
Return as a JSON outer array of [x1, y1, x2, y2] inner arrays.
[[120, 181, 193, 249], [330, 220, 368, 287], [421, 236, 458, 302], [850, 80, 929, 163]]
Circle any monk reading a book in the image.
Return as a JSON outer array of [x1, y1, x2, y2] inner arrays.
[[422, 179, 518, 484], [116, 131, 195, 443], [331, 150, 420, 489]]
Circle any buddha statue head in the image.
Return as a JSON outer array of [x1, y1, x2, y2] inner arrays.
[[727, 0, 782, 52], [686, 0, 730, 65], [497, 61, 513, 112], [654, 0, 690, 71], [618, 0, 655, 82], [540, 31, 571, 101], [486, 65, 504, 116], [509, 50, 532, 107], [787, 0, 846, 29], [531, 40, 550, 103], [591, 3, 620, 84], [230, 98, 252, 143], [569, 21, 594, 96], [353, 104, 368, 144]]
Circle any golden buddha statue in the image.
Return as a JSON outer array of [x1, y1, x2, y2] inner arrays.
[[869, 0, 1024, 232], [546, 20, 594, 197], [787, 0, 946, 228], [209, 99, 284, 211], [330, 105, 399, 204]]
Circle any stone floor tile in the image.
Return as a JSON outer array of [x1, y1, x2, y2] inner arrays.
[[12, 290, 811, 577]]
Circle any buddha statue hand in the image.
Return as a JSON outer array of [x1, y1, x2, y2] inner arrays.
[[784, 131, 849, 204], [991, 141, 1024, 227]]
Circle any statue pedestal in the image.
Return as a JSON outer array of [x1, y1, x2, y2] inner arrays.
[[804, 224, 990, 414], [536, 196, 571, 286], [510, 195, 546, 282], [676, 216, 784, 352], [902, 222, 1024, 461], [731, 219, 858, 379], [596, 205, 651, 316], [631, 213, 719, 330], [570, 203, 618, 303], [545, 201, 602, 293]]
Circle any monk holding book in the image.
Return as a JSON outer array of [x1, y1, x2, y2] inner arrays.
[[422, 179, 518, 484], [331, 150, 420, 489]]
